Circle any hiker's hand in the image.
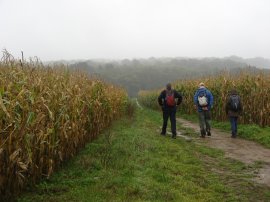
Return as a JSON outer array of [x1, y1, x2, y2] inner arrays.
[[194, 105, 197, 110]]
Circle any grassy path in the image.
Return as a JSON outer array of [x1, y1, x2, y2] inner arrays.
[[18, 109, 270, 202], [177, 117, 270, 187]]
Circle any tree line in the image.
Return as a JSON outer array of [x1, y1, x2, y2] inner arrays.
[[69, 57, 269, 97]]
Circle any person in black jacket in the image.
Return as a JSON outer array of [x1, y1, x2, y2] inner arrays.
[[158, 83, 182, 138], [225, 89, 243, 138]]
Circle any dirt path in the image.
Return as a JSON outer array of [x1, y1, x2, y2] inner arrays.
[[177, 117, 270, 187]]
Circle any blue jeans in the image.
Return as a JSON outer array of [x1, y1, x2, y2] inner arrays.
[[229, 116, 238, 137]]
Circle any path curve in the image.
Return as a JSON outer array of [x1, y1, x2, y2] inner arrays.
[[135, 98, 143, 109], [177, 117, 270, 187]]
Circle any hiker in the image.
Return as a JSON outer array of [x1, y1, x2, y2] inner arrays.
[[158, 83, 182, 139], [225, 89, 243, 138], [194, 82, 214, 138]]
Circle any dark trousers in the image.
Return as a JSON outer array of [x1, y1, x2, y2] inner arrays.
[[229, 116, 238, 136], [198, 111, 211, 134], [162, 107, 176, 135]]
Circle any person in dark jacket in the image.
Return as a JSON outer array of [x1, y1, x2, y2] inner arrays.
[[158, 83, 182, 139], [225, 89, 243, 138], [194, 82, 214, 138]]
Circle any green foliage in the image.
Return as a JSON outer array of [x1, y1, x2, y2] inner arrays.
[[125, 99, 137, 118], [70, 58, 270, 97], [138, 90, 160, 110]]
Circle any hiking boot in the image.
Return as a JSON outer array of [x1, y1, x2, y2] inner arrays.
[[207, 131, 211, 136], [160, 132, 166, 136], [200, 130, 206, 138], [172, 134, 176, 139]]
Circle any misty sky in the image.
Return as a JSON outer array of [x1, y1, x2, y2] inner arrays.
[[1, 0, 270, 61]]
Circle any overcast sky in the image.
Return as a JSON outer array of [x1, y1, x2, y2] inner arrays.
[[1, 0, 270, 61]]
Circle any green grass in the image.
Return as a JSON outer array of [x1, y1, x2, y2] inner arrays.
[[180, 113, 270, 148], [18, 109, 270, 202]]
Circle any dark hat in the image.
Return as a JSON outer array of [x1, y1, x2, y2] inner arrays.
[[166, 83, 172, 90], [229, 89, 238, 95]]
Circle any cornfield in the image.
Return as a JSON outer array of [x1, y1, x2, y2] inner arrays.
[[138, 71, 270, 127], [0, 51, 128, 198]]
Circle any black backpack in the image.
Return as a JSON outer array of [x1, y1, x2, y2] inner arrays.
[[229, 95, 240, 112]]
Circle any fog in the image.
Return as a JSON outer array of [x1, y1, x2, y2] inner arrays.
[[1, 0, 270, 61]]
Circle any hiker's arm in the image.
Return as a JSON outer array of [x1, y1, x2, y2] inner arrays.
[[225, 99, 229, 115], [193, 92, 198, 110], [239, 98, 243, 114], [158, 91, 164, 106], [193, 91, 198, 105], [209, 91, 214, 108], [175, 91, 182, 105], [193, 91, 199, 110]]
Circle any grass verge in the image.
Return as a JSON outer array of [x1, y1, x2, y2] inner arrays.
[[18, 109, 270, 202], [180, 113, 270, 148]]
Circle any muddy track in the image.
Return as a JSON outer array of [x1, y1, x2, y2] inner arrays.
[[177, 117, 270, 187]]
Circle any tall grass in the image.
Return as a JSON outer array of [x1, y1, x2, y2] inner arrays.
[[0, 50, 128, 198], [138, 71, 270, 127]]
